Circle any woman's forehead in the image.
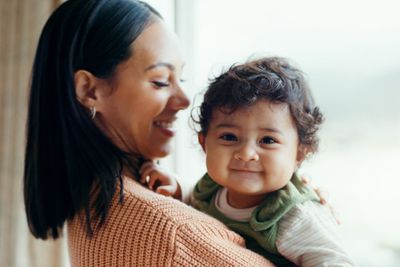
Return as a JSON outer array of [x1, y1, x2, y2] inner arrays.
[[129, 20, 184, 70]]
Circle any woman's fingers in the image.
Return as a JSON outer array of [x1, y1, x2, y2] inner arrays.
[[300, 175, 310, 185], [329, 205, 341, 225], [314, 188, 329, 205], [300, 173, 340, 224], [300, 174, 327, 204]]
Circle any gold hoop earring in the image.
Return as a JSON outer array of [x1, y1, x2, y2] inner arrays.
[[90, 106, 96, 119]]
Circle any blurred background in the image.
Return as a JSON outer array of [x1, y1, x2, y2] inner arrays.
[[1, 0, 399, 266]]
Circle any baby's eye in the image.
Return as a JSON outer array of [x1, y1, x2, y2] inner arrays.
[[152, 81, 170, 88], [219, 134, 238, 142], [260, 136, 276, 144]]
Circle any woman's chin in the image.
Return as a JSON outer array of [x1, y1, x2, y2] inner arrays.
[[148, 143, 173, 159]]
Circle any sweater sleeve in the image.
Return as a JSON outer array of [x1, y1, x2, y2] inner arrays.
[[68, 178, 275, 267], [276, 201, 355, 267], [172, 219, 275, 267]]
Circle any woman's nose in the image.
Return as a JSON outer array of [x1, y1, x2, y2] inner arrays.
[[234, 144, 259, 162], [171, 86, 190, 111]]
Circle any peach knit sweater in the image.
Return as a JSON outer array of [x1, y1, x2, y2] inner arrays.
[[67, 177, 275, 266]]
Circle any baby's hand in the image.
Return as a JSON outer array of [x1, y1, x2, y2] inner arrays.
[[139, 161, 182, 200]]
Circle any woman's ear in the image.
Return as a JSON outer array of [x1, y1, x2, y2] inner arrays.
[[198, 133, 206, 152], [74, 70, 98, 108]]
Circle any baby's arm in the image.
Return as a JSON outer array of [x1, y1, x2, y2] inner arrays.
[[139, 161, 182, 200], [276, 201, 355, 266]]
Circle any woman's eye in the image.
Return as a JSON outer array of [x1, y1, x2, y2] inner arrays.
[[152, 81, 170, 88], [219, 134, 238, 142], [260, 136, 276, 144]]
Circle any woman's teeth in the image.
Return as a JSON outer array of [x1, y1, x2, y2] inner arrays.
[[154, 121, 174, 129]]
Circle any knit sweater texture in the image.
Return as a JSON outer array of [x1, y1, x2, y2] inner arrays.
[[67, 177, 275, 266]]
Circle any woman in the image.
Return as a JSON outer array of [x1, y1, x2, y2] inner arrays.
[[24, 0, 275, 265]]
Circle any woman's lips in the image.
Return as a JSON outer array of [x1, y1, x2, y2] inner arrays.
[[154, 120, 176, 137]]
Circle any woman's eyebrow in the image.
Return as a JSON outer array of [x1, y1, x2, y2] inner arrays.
[[145, 62, 175, 72]]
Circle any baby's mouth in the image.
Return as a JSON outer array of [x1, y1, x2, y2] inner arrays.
[[231, 168, 262, 173]]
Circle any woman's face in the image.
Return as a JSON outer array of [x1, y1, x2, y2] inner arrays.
[[95, 20, 190, 159]]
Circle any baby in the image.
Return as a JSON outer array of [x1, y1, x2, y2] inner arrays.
[[140, 57, 354, 266]]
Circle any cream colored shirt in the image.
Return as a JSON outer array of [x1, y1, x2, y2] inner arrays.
[[215, 187, 356, 267]]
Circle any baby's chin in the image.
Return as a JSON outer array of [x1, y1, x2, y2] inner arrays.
[[226, 183, 268, 196]]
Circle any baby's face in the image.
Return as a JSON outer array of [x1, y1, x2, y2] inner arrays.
[[200, 99, 302, 207]]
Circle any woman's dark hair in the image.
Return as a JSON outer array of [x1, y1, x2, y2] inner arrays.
[[24, 0, 161, 239], [194, 57, 324, 154]]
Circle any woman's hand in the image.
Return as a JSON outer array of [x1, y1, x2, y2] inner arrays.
[[300, 175, 341, 225], [139, 161, 182, 200]]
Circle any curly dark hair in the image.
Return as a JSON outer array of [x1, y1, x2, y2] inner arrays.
[[193, 57, 324, 155]]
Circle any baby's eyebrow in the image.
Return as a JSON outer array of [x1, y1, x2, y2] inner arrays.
[[259, 127, 283, 135], [215, 123, 238, 129], [214, 124, 284, 135]]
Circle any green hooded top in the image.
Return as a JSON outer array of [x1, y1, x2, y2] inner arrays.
[[191, 173, 320, 266]]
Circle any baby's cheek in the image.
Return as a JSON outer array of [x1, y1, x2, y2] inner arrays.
[[205, 155, 216, 174], [205, 155, 224, 181]]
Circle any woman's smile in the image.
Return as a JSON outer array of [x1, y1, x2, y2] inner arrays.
[[154, 119, 177, 137]]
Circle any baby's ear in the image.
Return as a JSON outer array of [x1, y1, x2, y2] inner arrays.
[[198, 133, 206, 152], [296, 145, 309, 167]]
